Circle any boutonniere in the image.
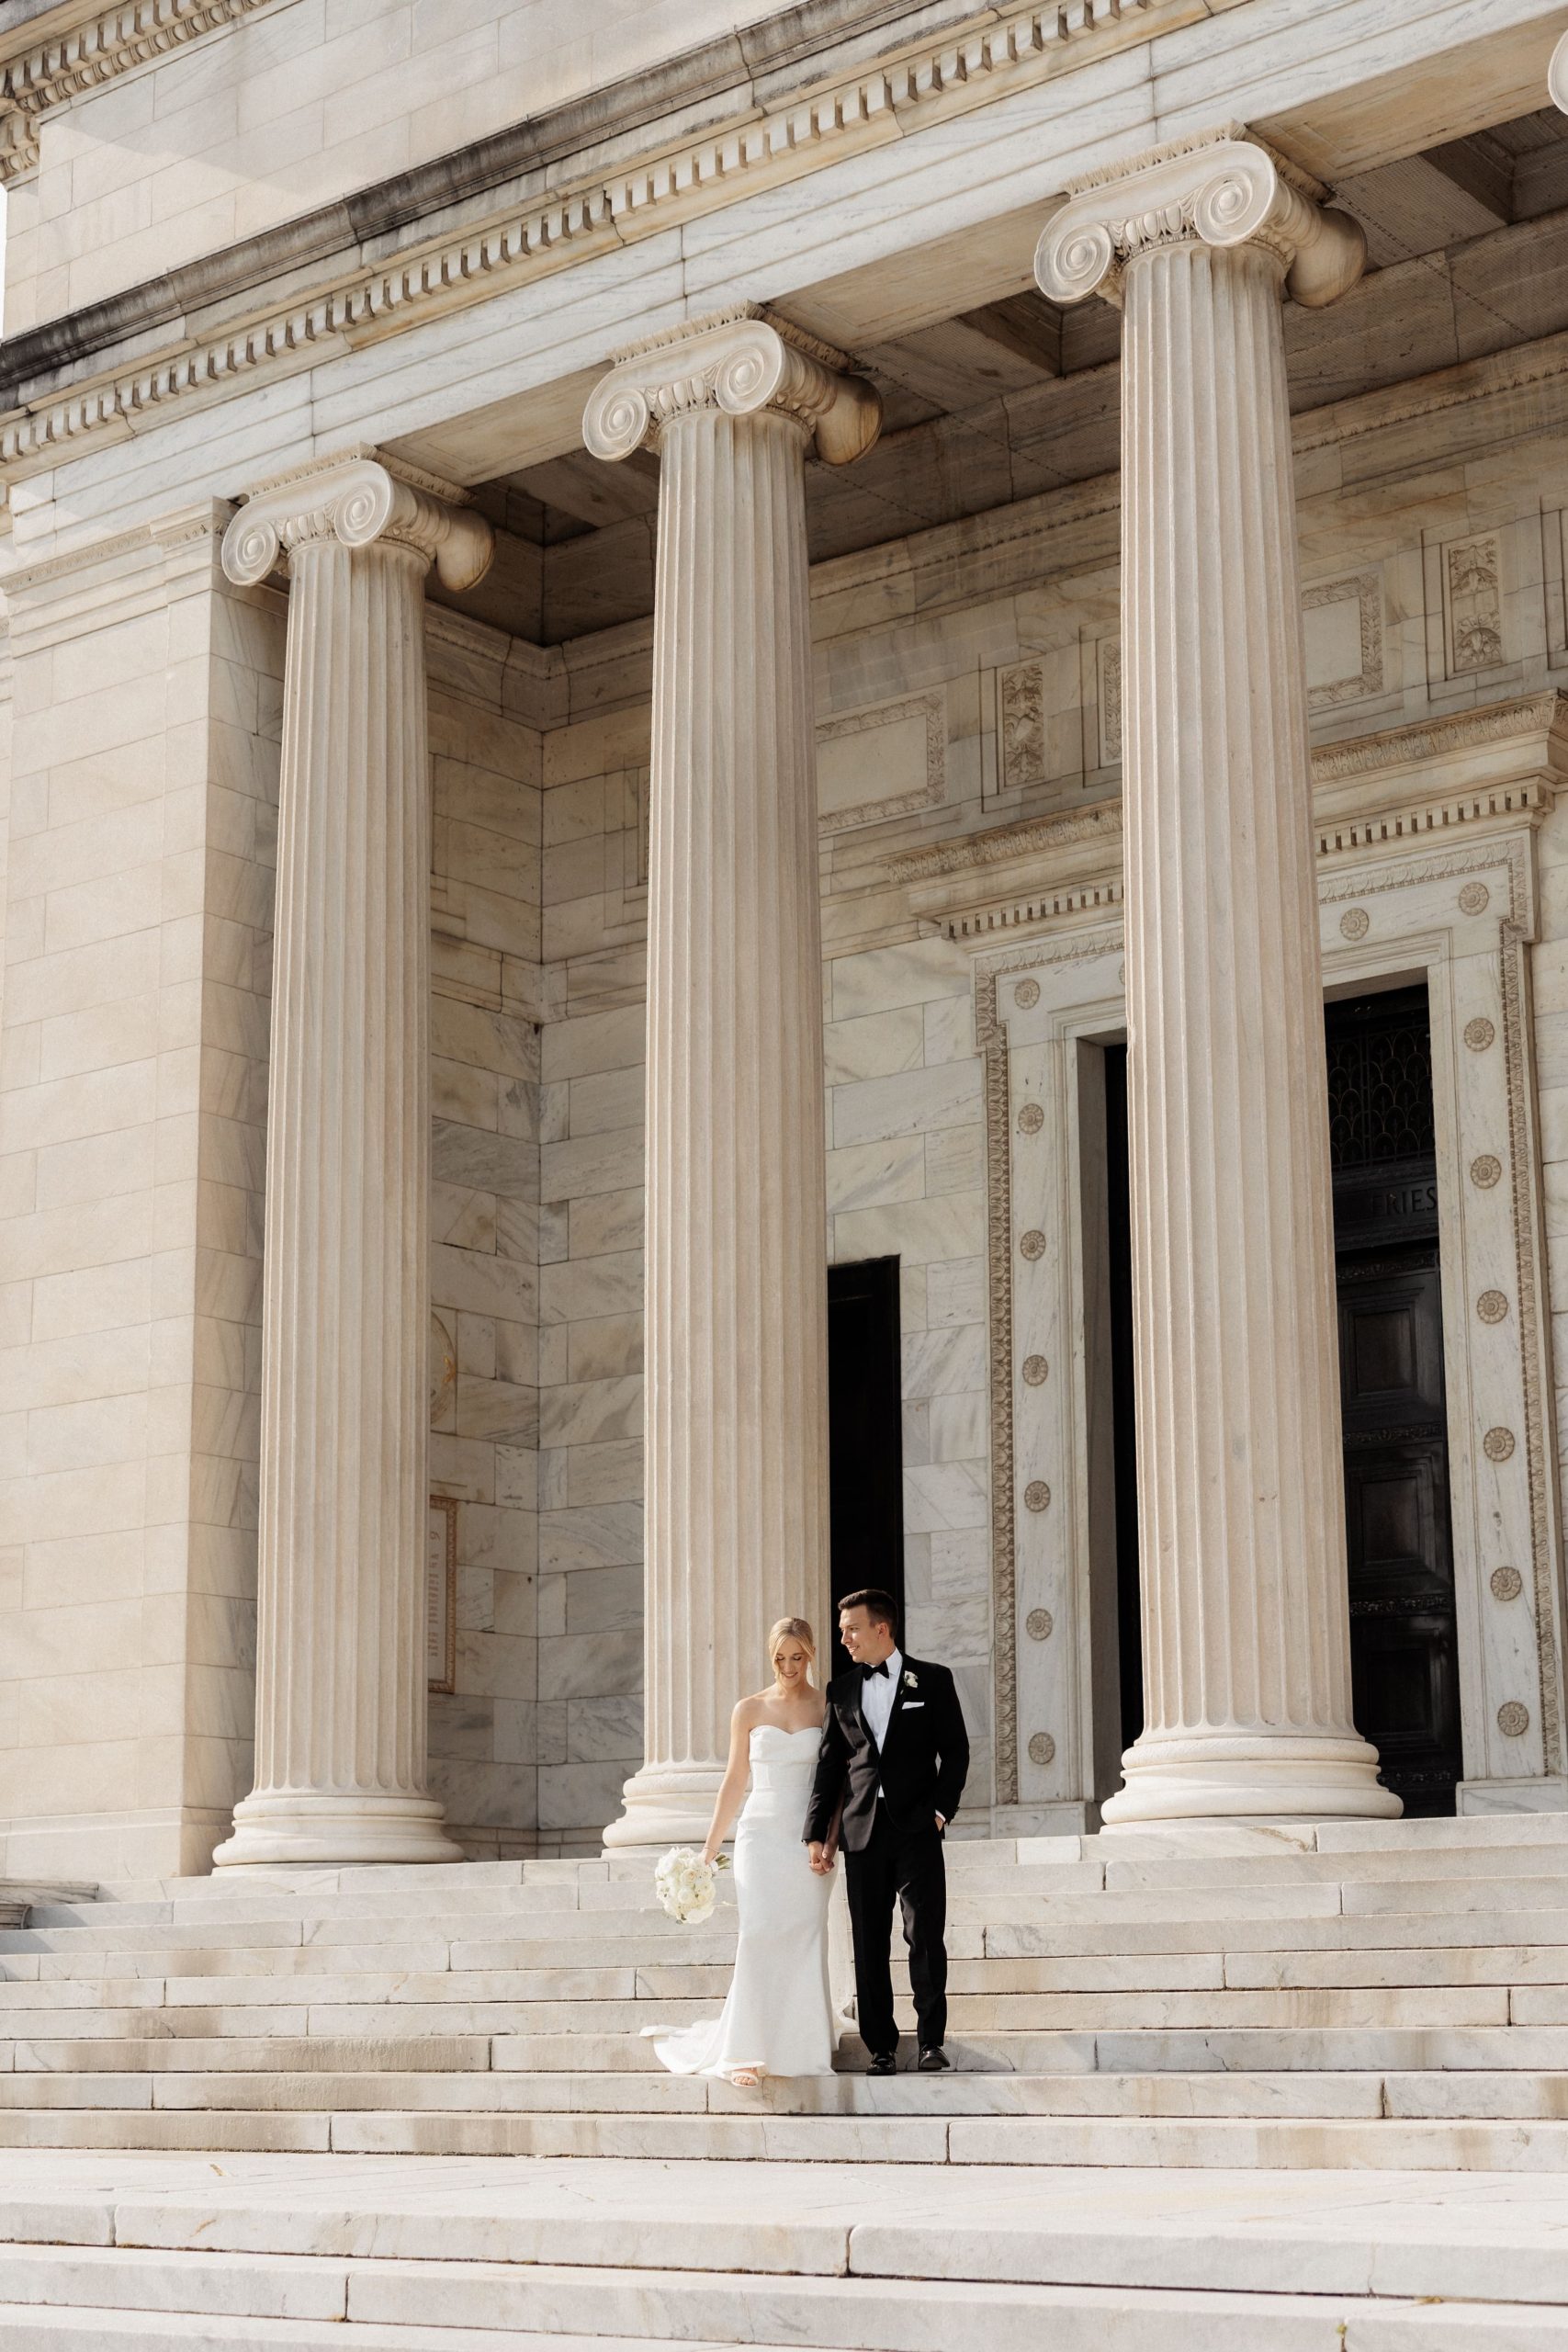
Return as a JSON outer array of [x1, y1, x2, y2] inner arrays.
[[904, 1671, 919, 1690]]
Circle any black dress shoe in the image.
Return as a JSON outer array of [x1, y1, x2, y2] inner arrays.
[[917, 2046, 951, 2072], [866, 2052, 897, 2077]]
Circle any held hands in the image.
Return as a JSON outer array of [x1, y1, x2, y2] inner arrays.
[[807, 1840, 837, 1876]]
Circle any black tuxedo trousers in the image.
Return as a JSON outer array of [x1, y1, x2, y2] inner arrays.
[[804, 1657, 968, 2058], [846, 1796, 944, 2060], [846, 1803, 948, 2057]]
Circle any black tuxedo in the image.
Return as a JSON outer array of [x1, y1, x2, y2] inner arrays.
[[803, 1654, 969, 2059]]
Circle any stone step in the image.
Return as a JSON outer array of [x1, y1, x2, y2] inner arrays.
[[23, 2022, 1568, 2075], [0, 1984, 1528, 2031], [982, 1905, 1568, 1956], [59, 1813, 1568, 1905], [0, 2313, 737, 2352], [0, 1996, 726, 2035], [12, 2036, 495, 2073], [15, 2065, 1568, 2120], [1, 2147, 1562, 2309], [24, 1863, 1568, 1945], [1, 2101, 1565, 2167], [28, 1940, 1568, 1991], [1098, 1841, 1568, 1890], [4, 2274, 1558, 2352], [19, 1889, 1568, 1970]]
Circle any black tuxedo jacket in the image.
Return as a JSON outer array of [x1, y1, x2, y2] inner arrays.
[[802, 1654, 969, 1851]]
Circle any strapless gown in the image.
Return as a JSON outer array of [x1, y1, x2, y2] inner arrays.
[[644, 1724, 835, 2080]]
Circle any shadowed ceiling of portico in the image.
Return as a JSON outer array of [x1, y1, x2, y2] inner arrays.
[[439, 106, 1568, 649]]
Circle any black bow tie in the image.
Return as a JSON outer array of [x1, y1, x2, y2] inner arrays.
[[863, 1660, 891, 1679]]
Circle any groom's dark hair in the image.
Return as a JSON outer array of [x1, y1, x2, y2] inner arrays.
[[839, 1588, 897, 1633]]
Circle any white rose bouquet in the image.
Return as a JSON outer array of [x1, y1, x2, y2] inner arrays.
[[654, 1845, 729, 1924]]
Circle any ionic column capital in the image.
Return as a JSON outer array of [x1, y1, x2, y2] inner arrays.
[[582, 304, 882, 468], [1035, 130, 1366, 311], [220, 452, 494, 592]]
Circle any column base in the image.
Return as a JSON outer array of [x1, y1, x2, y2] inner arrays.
[[1100, 1730, 1402, 1828], [602, 1760, 725, 1850], [211, 1790, 464, 1870]]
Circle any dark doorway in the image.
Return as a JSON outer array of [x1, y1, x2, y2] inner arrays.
[[827, 1257, 906, 1682], [1100, 984, 1461, 1812], [1327, 984, 1461, 1816], [1103, 1046, 1144, 1757]]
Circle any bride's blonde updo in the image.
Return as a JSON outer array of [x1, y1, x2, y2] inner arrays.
[[768, 1616, 818, 1684]]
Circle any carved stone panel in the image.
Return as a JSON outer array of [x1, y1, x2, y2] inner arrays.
[[817, 690, 946, 833], [1303, 571, 1384, 710], [1442, 536, 1505, 678], [998, 661, 1047, 793], [1097, 637, 1122, 767]]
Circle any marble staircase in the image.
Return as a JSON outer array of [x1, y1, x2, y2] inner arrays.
[[3, 1815, 1568, 2165], [3, 1816, 1568, 2344]]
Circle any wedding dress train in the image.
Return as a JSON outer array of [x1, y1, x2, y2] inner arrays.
[[644, 1724, 835, 2081]]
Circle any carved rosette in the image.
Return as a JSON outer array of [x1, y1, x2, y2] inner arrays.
[[582, 307, 882, 467], [221, 454, 494, 591], [1035, 132, 1366, 311]]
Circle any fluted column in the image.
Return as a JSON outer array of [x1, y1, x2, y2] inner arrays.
[[213, 455, 493, 1869], [584, 310, 881, 1846], [1038, 137, 1399, 1824]]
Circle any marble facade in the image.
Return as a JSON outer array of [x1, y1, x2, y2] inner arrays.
[[6, 0, 1568, 1873]]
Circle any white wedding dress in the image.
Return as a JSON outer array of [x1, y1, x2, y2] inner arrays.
[[644, 1724, 836, 2081]]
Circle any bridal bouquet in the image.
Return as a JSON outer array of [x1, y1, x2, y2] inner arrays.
[[654, 1845, 729, 1925]]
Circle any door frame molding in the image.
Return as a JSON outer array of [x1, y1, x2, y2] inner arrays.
[[905, 694, 1568, 1828]]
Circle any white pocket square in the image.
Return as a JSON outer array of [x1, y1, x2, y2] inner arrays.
[[902, 1701, 926, 1710]]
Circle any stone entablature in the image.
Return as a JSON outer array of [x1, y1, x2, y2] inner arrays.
[[0, 0, 1163, 477]]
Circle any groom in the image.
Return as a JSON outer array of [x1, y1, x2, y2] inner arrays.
[[804, 1589, 969, 2075]]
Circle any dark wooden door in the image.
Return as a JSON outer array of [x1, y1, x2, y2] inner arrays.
[[1328, 988, 1461, 1815], [827, 1258, 905, 1682]]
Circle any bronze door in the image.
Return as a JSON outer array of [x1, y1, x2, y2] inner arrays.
[[1327, 988, 1461, 1815]]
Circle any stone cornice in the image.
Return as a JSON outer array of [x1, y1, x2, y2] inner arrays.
[[0, 0, 1163, 481], [0, 0, 280, 180], [891, 798, 1121, 882], [899, 694, 1568, 940]]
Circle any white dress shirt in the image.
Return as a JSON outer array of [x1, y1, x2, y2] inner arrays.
[[861, 1645, 901, 1749]]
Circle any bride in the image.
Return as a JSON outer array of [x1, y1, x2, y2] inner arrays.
[[644, 1617, 837, 2087]]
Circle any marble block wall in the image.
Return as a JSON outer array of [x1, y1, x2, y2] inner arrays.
[[423, 610, 544, 1858], [534, 698, 649, 1854], [824, 934, 993, 1804], [0, 511, 280, 1881]]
